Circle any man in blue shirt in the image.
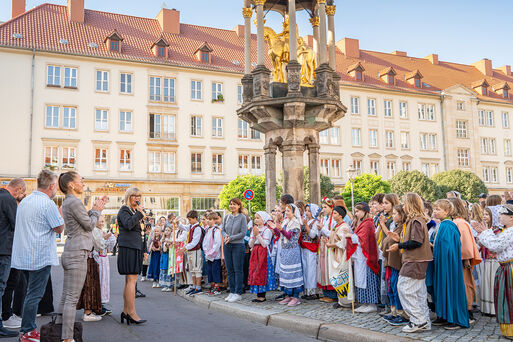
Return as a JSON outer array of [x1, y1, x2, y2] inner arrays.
[[12, 170, 64, 342]]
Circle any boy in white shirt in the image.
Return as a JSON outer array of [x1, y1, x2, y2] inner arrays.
[[203, 212, 223, 295]]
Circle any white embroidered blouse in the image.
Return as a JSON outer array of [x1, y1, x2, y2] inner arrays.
[[478, 227, 513, 262]]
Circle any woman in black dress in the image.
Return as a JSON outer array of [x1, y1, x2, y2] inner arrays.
[[117, 187, 146, 325]]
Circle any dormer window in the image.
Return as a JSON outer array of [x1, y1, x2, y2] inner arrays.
[[347, 62, 365, 81], [379, 67, 397, 85], [405, 69, 423, 88], [471, 79, 490, 96], [194, 42, 213, 64], [494, 82, 511, 99], [151, 37, 169, 58], [104, 30, 124, 53]]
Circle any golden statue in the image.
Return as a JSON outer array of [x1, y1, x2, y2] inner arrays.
[[262, 15, 317, 86]]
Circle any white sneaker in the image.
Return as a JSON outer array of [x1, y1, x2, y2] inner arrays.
[[355, 304, 377, 313], [225, 293, 234, 302], [83, 313, 102, 322], [152, 282, 161, 288], [140, 276, 146, 282], [3, 315, 21, 329], [228, 294, 242, 303]]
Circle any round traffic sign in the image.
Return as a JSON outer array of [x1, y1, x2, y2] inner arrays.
[[243, 189, 254, 201]]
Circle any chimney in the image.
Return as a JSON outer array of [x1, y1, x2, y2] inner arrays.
[[392, 50, 407, 57], [233, 25, 244, 38], [67, 0, 84, 23], [336, 38, 359, 58], [11, 0, 25, 19], [424, 54, 439, 65], [498, 65, 511, 76], [472, 58, 493, 76], [156, 8, 180, 35]]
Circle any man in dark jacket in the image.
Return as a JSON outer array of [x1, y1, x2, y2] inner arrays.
[[0, 178, 26, 337]]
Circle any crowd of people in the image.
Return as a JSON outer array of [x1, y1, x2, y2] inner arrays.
[[0, 169, 512, 341]]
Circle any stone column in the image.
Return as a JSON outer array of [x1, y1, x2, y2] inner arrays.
[[326, 5, 336, 70], [318, 0, 327, 65], [264, 144, 277, 213], [308, 143, 321, 205], [286, 0, 301, 96], [310, 15, 319, 64], [281, 141, 305, 202], [252, 0, 270, 99], [288, 0, 297, 62], [242, 4, 254, 103], [255, 0, 266, 66]]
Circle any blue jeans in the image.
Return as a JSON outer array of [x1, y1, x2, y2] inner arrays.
[[0, 256, 11, 327], [223, 243, 245, 295], [20, 266, 51, 334]]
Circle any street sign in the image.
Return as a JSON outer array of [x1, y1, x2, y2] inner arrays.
[[243, 189, 254, 201]]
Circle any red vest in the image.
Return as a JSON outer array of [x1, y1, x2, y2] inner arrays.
[[186, 223, 203, 251]]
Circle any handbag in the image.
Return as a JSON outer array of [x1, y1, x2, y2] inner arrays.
[[40, 315, 83, 342]]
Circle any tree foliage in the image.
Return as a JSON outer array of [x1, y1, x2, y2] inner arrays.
[[303, 167, 336, 202], [341, 173, 391, 210], [389, 170, 441, 202], [431, 169, 487, 202], [218, 175, 266, 213]]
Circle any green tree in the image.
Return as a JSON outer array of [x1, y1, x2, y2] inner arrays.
[[389, 170, 441, 202], [218, 175, 266, 214], [341, 173, 391, 210], [431, 169, 487, 202], [303, 167, 336, 202]]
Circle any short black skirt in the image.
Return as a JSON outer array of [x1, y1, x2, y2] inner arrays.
[[117, 246, 143, 275]]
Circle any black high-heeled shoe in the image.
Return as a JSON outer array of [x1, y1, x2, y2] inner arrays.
[[126, 313, 146, 325], [120, 312, 127, 324]]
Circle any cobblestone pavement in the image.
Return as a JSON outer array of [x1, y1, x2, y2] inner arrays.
[[222, 290, 508, 342]]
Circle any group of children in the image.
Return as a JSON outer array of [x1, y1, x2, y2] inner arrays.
[[138, 192, 513, 340]]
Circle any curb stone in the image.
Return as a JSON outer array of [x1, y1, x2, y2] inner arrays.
[[318, 323, 413, 342], [268, 313, 322, 338]]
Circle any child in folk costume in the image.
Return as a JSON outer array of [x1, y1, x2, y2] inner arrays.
[[177, 210, 204, 296], [270, 204, 304, 307], [168, 217, 188, 289], [317, 197, 338, 303], [141, 224, 152, 281], [300, 204, 321, 300], [381, 205, 409, 325], [346, 202, 380, 313], [147, 226, 162, 288], [248, 211, 277, 302], [448, 198, 482, 324], [202, 212, 223, 296], [93, 215, 117, 312], [159, 226, 173, 291], [478, 204, 513, 340], [325, 206, 354, 309]]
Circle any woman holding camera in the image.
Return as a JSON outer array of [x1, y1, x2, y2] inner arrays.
[[117, 187, 146, 325]]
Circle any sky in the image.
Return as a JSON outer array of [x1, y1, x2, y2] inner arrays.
[[0, 0, 511, 67]]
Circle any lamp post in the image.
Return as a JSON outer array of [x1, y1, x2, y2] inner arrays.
[[84, 187, 92, 207], [346, 167, 357, 212]]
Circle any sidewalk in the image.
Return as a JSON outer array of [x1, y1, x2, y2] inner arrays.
[[176, 289, 506, 342]]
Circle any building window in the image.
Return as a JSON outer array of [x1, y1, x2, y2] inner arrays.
[[418, 104, 435, 121], [163, 78, 175, 102], [481, 138, 496, 155], [163, 115, 175, 140], [414, 78, 421, 88], [478, 110, 486, 126], [110, 40, 119, 52], [119, 149, 131, 171], [331, 159, 341, 177], [356, 71, 362, 80], [191, 198, 219, 216], [238, 155, 249, 174], [61, 147, 76, 169], [149, 114, 162, 139], [201, 52, 209, 62], [386, 161, 396, 179], [320, 159, 330, 176], [506, 139, 512, 156], [163, 152, 176, 173], [44, 146, 59, 169], [63, 67, 77, 88], [352, 128, 361, 146], [237, 85, 243, 104], [350, 97, 359, 114], [212, 117, 223, 138], [94, 148, 108, 170], [456, 121, 467, 138], [62, 107, 76, 129], [384, 100, 392, 117], [212, 82, 223, 101], [503, 112, 510, 128], [251, 156, 262, 174], [400, 132, 409, 149], [191, 80, 202, 100], [457, 149, 470, 167], [191, 153, 202, 173], [420, 133, 437, 151], [190, 116, 202, 137], [369, 129, 378, 147], [238, 119, 249, 139], [149, 114, 175, 140], [212, 154, 223, 174], [352, 160, 362, 175], [330, 127, 340, 145], [506, 167, 513, 183], [95, 109, 108, 131], [158, 46, 166, 57], [385, 130, 394, 148], [320, 130, 329, 144], [150, 77, 161, 101], [388, 75, 394, 85], [367, 98, 376, 116], [45, 106, 59, 128], [402, 161, 411, 171], [251, 129, 261, 140], [487, 111, 494, 126], [504, 89, 509, 99], [457, 101, 465, 111], [96, 70, 109, 92], [399, 101, 408, 118], [482, 167, 490, 182], [120, 73, 132, 94], [47, 65, 61, 86], [491, 167, 498, 183], [149, 152, 161, 173], [421, 163, 431, 177], [119, 111, 132, 132], [370, 160, 380, 175]]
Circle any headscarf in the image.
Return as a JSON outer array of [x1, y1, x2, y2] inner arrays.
[[488, 205, 501, 228], [290, 203, 303, 224], [307, 203, 321, 220], [255, 211, 272, 225]]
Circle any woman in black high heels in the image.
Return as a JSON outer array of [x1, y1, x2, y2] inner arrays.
[[117, 188, 146, 325]]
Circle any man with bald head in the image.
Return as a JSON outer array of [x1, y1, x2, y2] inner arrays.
[[0, 178, 26, 337]]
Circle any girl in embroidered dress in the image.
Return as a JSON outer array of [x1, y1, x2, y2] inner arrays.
[[270, 204, 304, 307], [248, 211, 277, 302], [147, 226, 162, 288], [94, 215, 117, 312], [159, 226, 173, 291], [317, 197, 338, 303], [300, 204, 321, 300]]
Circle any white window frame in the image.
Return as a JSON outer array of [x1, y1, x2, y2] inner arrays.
[[478, 110, 486, 126], [456, 120, 467, 138], [400, 131, 409, 149], [351, 128, 361, 146], [190, 116, 203, 137], [238, 119, 249, 139], [149, 151, 161, 173], [163, 152, 176, 173], [212, 82, 223, 101], [505, 139, 512, 157], [149, 76, 161, 101], [487, 111, 494, 126], [384, 100, 393, 117], [320, 129, 329, 144], [386, 161, 396, 179], [352, 160, 362, 175], [367, 98, 376, 116], [320, 158, 330, 176], [120, 72, 132, 94], [45, 105, 59, 128], [163, 78, 175, 102], [385, 130, 394, 148], [94, 148, 108, 170], [330, 127, 340, 145], [251, 155, 262, 174], [370, 160, 380, 175], [402, 161, 411, 171], [95, 109, 109, 131], [212, 154, 224, 174], [503, 112, 510, 128], [331, 159, 341, 178], [350, 96, 360, 115], [191, 153, 202, 173], [369, 129, 378, 148], [119, 149, 131, 171], [47, 65, 61, 86], [44, 146, 59, 168], [61, 147, 76, 169], [191, 80, 202, 100], [482, 167, 490, 182], [120, 111, 132, 133], [96, 70, 109, 92], [399, 101, 408, 119], [506, 167, 513, 183], [62, 107, 76, 129], [456, 101, 465, 111], [238, 154, 249, 175], [63, 67, 77, 88], [237, 85, 243, 104], [212, 117, 223, 138], [457, 149, 470, 167]]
